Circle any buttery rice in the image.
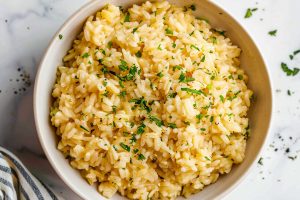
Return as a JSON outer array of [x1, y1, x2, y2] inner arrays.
[[50, 1, 253, 199]]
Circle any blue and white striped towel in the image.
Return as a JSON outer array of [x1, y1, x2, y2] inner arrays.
[[0, 147, 61, 200]]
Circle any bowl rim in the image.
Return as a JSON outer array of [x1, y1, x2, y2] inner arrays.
[[33, 0, 274, 199]]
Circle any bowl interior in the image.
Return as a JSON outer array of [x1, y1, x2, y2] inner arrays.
[[34, 0, 272, 199]]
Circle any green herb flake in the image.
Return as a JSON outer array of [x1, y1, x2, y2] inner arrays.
[[120, 143, 130, 152], [281, 62, 299, 76], [211, 37, 217, 44], [119, 80, 124, 88], [287, 90, 291, 96], [149, 115, 164, 127], [189, 4, 196, 11], [101, 49, 106, 55], [130, 134, 137, 144], [80, 125, 89, 132], [58, 34, 63, 40], [125, 64, 138, 80], [137, 123, 146, 135], [107, 41, 113, 48], [200, 128, 206, 131], [168, 123, 177, 129], [138, 153, 146, 160], [172, 43, 176, 48], [191, 44, 200, 51], [124, 13, 130, 22], [238, 74, 243, 80], [196, 114, 203, 120], [135, 50, 142, 58], [173, 65, 182, 71], [268, 30, 277, 36], [119, 60, 128, 71], [204, 156, 211, 161], [82, 53, 89, 58], [165, 28, 173, 35], [293, 49, 300, 56], [133, 149, 139, 154], [168, 92, 177, 98], [244, 8, 257, 18], [119, 91, 126, 98], [210, 116, 214, 123], [132, 27, 138, 33], [103, 80, 108, 86], [157, 72, 164, 78], [181, 87, 206, 96], [158, 44, 162, 50], [220, 95, 225, 103], [201, 55, 206, 62], [258, 157, 263, 165], [112, 105, 117, 113]]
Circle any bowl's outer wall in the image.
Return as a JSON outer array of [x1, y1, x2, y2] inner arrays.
[[34, 0, 272, 200]]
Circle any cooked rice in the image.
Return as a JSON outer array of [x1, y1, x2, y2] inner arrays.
[[50, 1, 253, 199]]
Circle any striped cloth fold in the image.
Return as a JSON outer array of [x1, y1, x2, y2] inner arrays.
[[0, 147, 62, 200]]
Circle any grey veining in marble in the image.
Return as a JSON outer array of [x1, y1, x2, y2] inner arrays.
[[0, 0, 299, 199]]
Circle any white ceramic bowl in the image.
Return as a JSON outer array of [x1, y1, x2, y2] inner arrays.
[[34, 0, 273, 199]]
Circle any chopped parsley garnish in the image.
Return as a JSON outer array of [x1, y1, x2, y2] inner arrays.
[[196, 114, 203, 120], [172, 43, 176, 48], [210, 116, 214, 123], [165, 28, 173, 35], [167, 123, 177, 129], [125, 64, 138, 80], [238, 74, 243, 80], [130, 134, 137, 144], [107, 41, 113, 48], [294, 49, 300, 56], [129, 97, 152, 113], [290, 49, 300, 60], [80, 125, 89, 132], [179, 72, 195, 83], [138, 153, 146, 160], [173, 65, 182, 71], [211, 37, 217, 44], [112, 105, 117, 113], [118, 60, 128, 71], [132, 27, 138, 33], [158, 44, 162, 50], [228, 91, 241, 101], [119, 91, 126, 98], [168, 92, 177, 98], [137, 123, 146, 135], [281, 62, 299, 76], [244, 8, 257, 18], [201, 55, 206, 62], [181, 87, 206, 96], [58, 34, 63, 40], [133, 149, 139, 154], [200, 128, 206, 131], [120, 143, 130, 152], [135, 50, 142, 58], [191, 44, 200, 51], [103, 80, 107, 86], [287, 90, 291, 96], [124, 13, 130, 22], [119, 80, 124, 88], [204, 156, 211, 161], [258, 157, 263, 165], [82, 53, 89, 58], [113, 145, 118, 151], [220, 95, 225, 103], [189, 4, 196, 11], [149, 115, 164, 127], [268, 30, 277, 36], [101, 49, 106, 55], [157, 72, 164, 78]]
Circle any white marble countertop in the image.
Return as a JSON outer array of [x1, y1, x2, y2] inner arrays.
[[0, 0, 299, 199]]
